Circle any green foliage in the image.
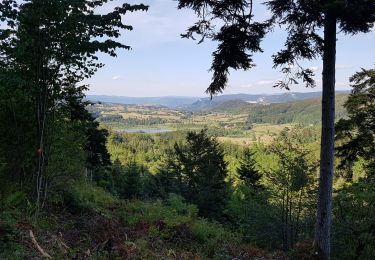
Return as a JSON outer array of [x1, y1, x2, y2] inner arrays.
[[159, 129, 230, 219], [118, 200, 190, 226], [0, 191, 28, 259], [165, 193, 199, 219], [237, 148, 263, 189], [261, 128, 318, 250], [113, 160, 143, 200], [336, 68, 375, 178], [118, 196, 199, 228], [64, 182, 116, 213], [226, 186, 280, 248], [333, 181, 375, 259], [117, 198, 239, 259], [107, 131, 186, 171], [0, 0, 147, 210]]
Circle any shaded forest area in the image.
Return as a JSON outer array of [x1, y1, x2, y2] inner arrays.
[[1, 1, 375, 259]]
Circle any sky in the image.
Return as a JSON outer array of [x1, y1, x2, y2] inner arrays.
[[86, 0, 375, 97]]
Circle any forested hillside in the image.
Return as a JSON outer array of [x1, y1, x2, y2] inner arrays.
[[209, 94, 348, 125], [187, 91, 348, 111], [0, 1, 374, 260]]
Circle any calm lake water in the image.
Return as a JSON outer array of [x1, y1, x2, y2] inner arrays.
[[118, 128, 174, 133]]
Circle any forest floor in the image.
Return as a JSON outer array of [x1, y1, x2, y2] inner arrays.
[[1, 192, 316, 259]]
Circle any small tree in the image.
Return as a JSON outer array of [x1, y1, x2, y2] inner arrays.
[[237, 148, 262, 189], [160, 129, 229, 219], [265, 128, 318, 250], [111, 160, 143, 199]]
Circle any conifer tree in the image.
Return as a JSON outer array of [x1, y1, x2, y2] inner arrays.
[[121, 161, 142, 199], [177, 1, 375, 257], [237, 148, 262, 189], [161, 129, 229, 219], [336, 68, 375, 179]]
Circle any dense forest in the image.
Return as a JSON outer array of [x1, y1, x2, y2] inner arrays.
[[1, 1, 374, 260]]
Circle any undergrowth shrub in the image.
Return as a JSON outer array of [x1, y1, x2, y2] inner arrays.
[[116, 196, 241, 258], [165, 193, 198, 219], [64, 182, 116, 212], [118, 199, 191, 226], [0, 191, 28, 259]]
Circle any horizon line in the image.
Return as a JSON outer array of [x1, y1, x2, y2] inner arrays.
[[85, 90, 350, 99]]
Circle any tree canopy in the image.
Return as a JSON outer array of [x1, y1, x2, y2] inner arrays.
[[0, 0, 148, 209], [178, 0, 375, 95], [336, 68, 375, 178]]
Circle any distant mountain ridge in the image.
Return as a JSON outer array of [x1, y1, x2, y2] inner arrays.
[[86, 91, 350, 109], [86, 95, 198, 108]]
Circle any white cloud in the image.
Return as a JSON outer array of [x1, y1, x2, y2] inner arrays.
[[112, 75, 122, 80], [255, 80, 276, 85], [239, 83, 253, 88], [310, 66, 319, 72]]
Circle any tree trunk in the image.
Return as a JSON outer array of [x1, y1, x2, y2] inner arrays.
[[314, 12, 336, 260]]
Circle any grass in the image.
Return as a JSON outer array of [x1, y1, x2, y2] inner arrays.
[[93, 103, 305, 149]]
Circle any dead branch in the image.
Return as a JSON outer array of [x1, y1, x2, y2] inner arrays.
[[29, 230, 52, 259]]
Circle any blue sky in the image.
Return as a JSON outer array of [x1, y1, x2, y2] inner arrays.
[[86, 0, 375, 97]]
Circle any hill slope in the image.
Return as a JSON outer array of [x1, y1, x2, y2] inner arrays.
[[187, 91, 349, 111], [209, 94, 348, 125], [86, 95, 199, 108]]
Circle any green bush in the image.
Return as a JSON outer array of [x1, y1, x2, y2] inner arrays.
[[166, 193, 198, 219], [190, 219, 239, 257], [225, 186, 280, 248], [116, 199, 241, 258], [118, 199, 190, 226], [0, 191, 28, 259], [65, 182, 116, 212]]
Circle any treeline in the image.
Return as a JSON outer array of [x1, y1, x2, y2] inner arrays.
[[99, 115, 167, 125]]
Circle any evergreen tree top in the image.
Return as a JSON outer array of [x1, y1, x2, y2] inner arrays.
[[178, 0, 375, 96]]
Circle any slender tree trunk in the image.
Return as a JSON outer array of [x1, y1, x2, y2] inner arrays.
[[281, 191, 286, 250], [285, 185, 290, 251], [295, 188, 304, 246], [314, 12, 336, 260], [289, 196, 293, 249]]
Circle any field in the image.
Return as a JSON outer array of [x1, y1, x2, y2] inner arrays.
[[88, 102, 300, 145]]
